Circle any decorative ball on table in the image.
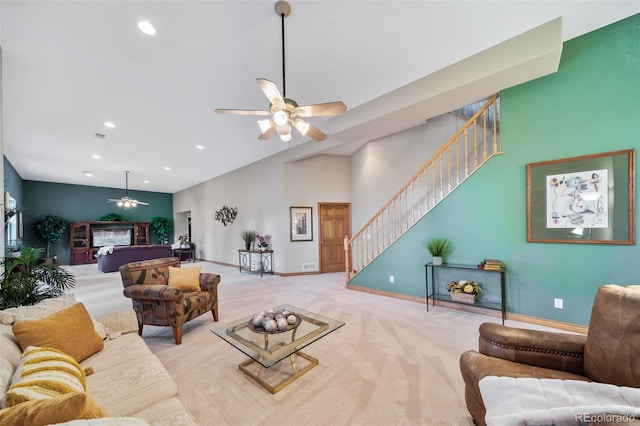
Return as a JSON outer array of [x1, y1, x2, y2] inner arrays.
[[248, 308, 301, 333]]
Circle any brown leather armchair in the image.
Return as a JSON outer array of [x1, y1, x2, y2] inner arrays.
[[119, 257, 221, 345], [460, 284, 640, 425]]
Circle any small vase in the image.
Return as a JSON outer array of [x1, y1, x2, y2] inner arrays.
[[245, 242, 251, 250], [432, 256, 443, 265]]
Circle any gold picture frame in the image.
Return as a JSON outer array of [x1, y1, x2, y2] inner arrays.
[[526, 149, 635, 244]]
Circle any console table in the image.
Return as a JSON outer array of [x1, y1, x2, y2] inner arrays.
[[238, 250, 274, 276], [426, 262, 506, 324]]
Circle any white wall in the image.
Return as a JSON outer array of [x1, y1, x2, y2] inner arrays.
[[283, 155, 351, 271], [174, 148, 350, 273], [350, 113, 465, 230]]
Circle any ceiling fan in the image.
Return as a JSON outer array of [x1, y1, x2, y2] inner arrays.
[[215, 1, 346, 142], [108, 170, 149, 209]]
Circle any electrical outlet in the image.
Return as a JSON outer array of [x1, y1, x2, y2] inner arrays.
[[554, 298, 563, 309], [389, 275, 394, 283]]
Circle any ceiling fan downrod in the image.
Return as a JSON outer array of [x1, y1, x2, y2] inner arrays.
[[124, 170, 130, 196], [275, 1, 291, 97]]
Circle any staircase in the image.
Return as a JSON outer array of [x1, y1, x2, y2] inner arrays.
[[345, 94, 501, 280]]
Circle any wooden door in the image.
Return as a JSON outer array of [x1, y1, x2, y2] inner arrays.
[[319, 203, 351, 273]]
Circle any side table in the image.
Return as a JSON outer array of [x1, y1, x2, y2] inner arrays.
[[173, 248, 195, 263], [238, 249, 273, 277]]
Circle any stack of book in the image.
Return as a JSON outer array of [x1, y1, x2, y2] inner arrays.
[[478, 259, 504, 270]]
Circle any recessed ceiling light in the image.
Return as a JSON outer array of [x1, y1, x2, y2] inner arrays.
[[164, 166, 171, 171], [144, 180, 150, 184], [104, 122, 116, 128], [83, 171, 93, 177], [92, 154, 101, 159], [137, 21, 156, 36], [196, 145, 204, 150]]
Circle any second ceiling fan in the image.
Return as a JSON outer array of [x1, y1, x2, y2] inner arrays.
[[215, 1, 346, 142]]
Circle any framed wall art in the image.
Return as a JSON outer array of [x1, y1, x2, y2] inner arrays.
[[290, 206, 313, 242], [526, 149, 635, 244]]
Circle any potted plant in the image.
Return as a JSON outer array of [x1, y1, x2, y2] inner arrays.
[[256, 234, 271, 251], [151, 216, 172, 245], [0, 247, 76, 309], [426, 237, 451, 265], [447, 279, 482, 304], [32, 215, 67, 262], [97, 213, 128, 222], [240, 230, 258, 250]]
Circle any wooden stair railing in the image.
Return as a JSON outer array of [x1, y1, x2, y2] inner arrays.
[[345, 94, 502, 281]]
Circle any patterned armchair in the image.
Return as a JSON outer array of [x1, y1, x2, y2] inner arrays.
[[119, 257, 221, 345]]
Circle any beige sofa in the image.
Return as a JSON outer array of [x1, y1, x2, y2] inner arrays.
[[0, 294, 196, 425]]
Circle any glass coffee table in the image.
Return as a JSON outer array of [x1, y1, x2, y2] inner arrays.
[[211, 304, 344, 394]]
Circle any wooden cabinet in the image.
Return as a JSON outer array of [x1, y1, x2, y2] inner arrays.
[[133, 223, 149, 245], [70, 222, 91, 264], [69, 221, 150, 265]]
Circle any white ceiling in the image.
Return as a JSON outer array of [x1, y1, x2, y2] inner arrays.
[[1, 1, 638, 194]]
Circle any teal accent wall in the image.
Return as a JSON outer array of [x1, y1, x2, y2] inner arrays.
[[349, 15, 640, 326], [22, 180, 173, 264]]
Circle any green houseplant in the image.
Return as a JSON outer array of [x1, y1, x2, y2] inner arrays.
[[0, 247, 76, 309], [32, 215, 68, 261], [426, 237, 451, 265], [151, 216, 172, 245], [97, 213, 128, 222], [240, 230, 258, 250]]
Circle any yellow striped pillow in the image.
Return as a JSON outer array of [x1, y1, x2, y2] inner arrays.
[[4, 346, 87, 407]]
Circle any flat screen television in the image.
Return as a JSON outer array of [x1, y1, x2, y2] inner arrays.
[[92, 228, 132, 247]]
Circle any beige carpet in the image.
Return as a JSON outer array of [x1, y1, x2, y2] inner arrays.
[[65, 261, 546, 426]]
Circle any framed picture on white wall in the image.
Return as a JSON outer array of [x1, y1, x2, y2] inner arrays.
[[290, 207, 313, 242]]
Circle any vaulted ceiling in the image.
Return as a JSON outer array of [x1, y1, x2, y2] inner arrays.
[[1, 1, 637, 193]]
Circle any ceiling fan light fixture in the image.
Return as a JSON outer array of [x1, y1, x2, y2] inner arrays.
[[273, 110, 289, 126], [258, 119, 273, 133], [137, 21, 156, 36], [293, 119, 310, 135], [279, 133, 292, 143], [109, 171, 149, 209], [276, 123, 291, 135]]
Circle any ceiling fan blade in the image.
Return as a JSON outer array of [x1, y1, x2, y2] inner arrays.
[[292, 101, 347, 117], [133, 200, 149, 206], [215, 108, 271, 116], [305, 124, 327, 142], [293, 119, 326, 141], [257, 79, 285, 109], [107, 199, 121, 203], [258, 122, 277, 140]]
